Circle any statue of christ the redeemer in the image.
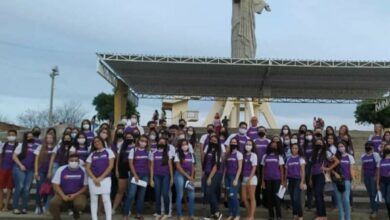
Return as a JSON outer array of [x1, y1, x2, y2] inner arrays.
[[231, 0, 271, 58]]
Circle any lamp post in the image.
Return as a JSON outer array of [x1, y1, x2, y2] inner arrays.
[[48, 66, 59, 126]]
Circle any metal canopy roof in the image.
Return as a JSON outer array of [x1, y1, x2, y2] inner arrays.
[[96, 53, 390, 103]]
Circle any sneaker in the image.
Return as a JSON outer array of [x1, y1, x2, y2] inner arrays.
[[370, 211, 377, 219], [233, 217, 240, 220], [13, 209, 21, 215], [215, 212, 223, 220], [21, 209, 27, 214], [68, 209, 74, 216], [153, 213, 159, 217]]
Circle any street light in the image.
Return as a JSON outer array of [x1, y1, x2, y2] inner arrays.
[[48, 66, 59, 126]]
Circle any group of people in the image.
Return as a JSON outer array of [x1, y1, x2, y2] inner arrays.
[[0, 114, 390, 220]]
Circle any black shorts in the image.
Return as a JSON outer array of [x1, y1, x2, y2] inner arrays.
[[118, 164, 130, 179]]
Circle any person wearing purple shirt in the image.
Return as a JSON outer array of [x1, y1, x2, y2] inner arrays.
[[12, 132, 38, 214], [368, 123, 383, 153], [241, 140, 258, 220], [124, 114, 145, 135], [224, 138, 243, 220], [112, 133, 135, 213], [150, 138, 173, 220], [303, 130, 314, 210], [0, 130, 18, 212], [174, 139, 195, 220], [225, 122, 251, 153], [123, 135, 150, 220], [33, 133, 56, 214], [81, 119, 95, 146], [261, 138, 285, 220], [86, 136, 115, 220], [69, 133, 90, 163], [334, 141, 355, 220], [361, 142, 381, 218], [32, 126, 42, 145], [49, 154, 88, 220], [202, 135, 224, 220], [49, 134, 73, 178], [253, 126, 270, 206], [377, 143, 390, 218], [246, 116, 259, 141], [285, 143, 306, 220]]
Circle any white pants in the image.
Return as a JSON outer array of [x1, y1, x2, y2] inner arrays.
[[90, 193, 112, 220]]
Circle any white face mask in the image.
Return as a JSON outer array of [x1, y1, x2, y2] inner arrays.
[[7, 136, 16, 142], [82, 124, 90, 130], [71, 133, 77, 138], [239, 128, 247, 135], [283, 129, 289, 135], [188, 131, 194, 136], [182, 145, 189, 152], [77, 138, 86, 144], [284, 139, 290, 145], [121, 119, 128, 125], [178, 134, 185, 140], [149, 135, 156, 140], [290, 139, 298, 144], [245, 144, 253, 152], [130, 118, 137, 124], [100, 133, 108, 140], [338, 146, 346, 153], [68, 161, 79, 169], [306, 135, 313, 141]]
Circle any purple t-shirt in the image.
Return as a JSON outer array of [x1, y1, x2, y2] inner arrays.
[[18, 143, 39, 170], [129, 148, 149, 176], [53, 166, 86, 195], [262, 153, 282, 180], [75, 146, 89, 162], [286, 156, 305, 179], [246, 126, 259, 141], [380, 158, 390, 177], [0, 143, 16, 169], [152, 149, 169, 176], [361, 153, 378, 177], [226, 151, 243, 175], [83, 131, 95, 145], [87, 149, 114, 177], [254, 138, 270, 164], [243, 153, 257, 178], [370, 135, 382, 153], [175, 152, 194, 174], [304, 142, 313, 162], [340, 154, 354, 180]]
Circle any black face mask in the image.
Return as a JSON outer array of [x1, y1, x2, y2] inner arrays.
[[210, 142, 218, 148], [315, 144, 323, 149], [300, 130, 306, 134], [27, 138, 34, 143], [157, 144, 166, 149], [126, 139, 134, 144], [116, 133, 124, 139], [365, 146, 373, 153], [230, 144, 238, 151], [63, 140, 72, 145], [33, 131, 40, 137], [179, 124, 185, 129], [207, 129, 213, 134], [258, 131, 265, 137], [385, 149, 390, 155]]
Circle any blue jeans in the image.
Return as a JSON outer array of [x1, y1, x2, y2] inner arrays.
[[122, 174, 149, 216], [312, 173, 326, 217], [380, 176, 390, 218], [334, 180, 351, 220], [154, 175, 170, 215], [174, 171, 194, 217], [364, 175, 379, 212], [35, 172, 50, 209], [206, 173, 222, 214], [225, 174, 240, 217], [12, 166, 34, 210], [288, 178, 303, 217]]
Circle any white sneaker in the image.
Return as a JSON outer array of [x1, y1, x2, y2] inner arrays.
[[68, 209, 73, 216], [153, 213, 159, 217]]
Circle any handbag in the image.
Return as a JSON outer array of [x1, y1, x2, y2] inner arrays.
[[39, 180, 53, 195]]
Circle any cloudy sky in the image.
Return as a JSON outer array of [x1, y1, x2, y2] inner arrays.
[[0, 0, 389, 130]]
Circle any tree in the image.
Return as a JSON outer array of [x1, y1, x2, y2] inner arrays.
[[354, 100, 390, 128], [92, 92, 137, 121], [18, 101, 87, 128]]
